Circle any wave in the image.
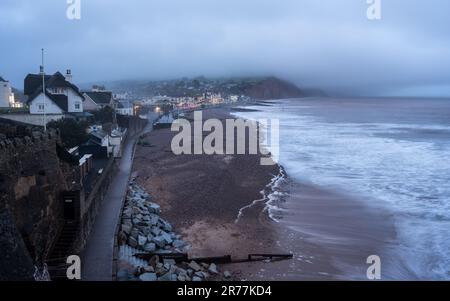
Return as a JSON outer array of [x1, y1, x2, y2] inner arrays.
[[235, 166, 287, 224]]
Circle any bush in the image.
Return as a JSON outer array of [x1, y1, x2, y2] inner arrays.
[[48, 118, 89, 148]]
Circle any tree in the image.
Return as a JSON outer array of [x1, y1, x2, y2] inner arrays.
[[48, 118, 89, 148], [92, 106, 114, 124]]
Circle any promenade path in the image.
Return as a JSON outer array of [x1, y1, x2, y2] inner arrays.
[[81, 113, 156, 280]]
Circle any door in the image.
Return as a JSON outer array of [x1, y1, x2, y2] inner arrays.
[[64, 198, 75, 220]]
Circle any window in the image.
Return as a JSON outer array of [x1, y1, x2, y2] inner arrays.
[[75, 103, 81, 110], [38, 104, 44, 111]]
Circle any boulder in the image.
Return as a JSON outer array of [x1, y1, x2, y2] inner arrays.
[[195, 271, 209, 279], [152, 236, 166, 248], [176, 267, 188, 277], [192, 276, 202, 281], [122, 224, 132, 235], [139, 273, 157, 281], [151, 227, 161, 236], [208, 263, 218, 274], [144, 243, 156, 252], [149, 214, 159, 226], [159, 218, 172, 232], [157, 272, 173, 281], [172, 240, 185, 248], [161, 231, 173, 245], [148, 203, 161, 214], [144, 266, 155, 273], [128, 236, 138, 248], [223, 271, 232, 279], [130, 227, 139, 238], [138, 235, 147, 247], [188, 261, 202, 272]]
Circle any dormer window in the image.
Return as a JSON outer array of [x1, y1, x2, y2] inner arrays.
[[51, 87, 65, 94]]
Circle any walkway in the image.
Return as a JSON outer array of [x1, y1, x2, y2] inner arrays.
[[81, 114, 156, 280]]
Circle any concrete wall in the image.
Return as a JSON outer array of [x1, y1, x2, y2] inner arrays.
[[0, 114, 64, 126]]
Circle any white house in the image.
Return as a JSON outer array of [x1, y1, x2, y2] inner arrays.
[[0, 76, 15, 108], [115, 100, 134, 116], [25, 70, 85, 115]]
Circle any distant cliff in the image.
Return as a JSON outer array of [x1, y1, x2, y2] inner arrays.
[[89, 76, 312, 100], [242, 77, 304, 100]]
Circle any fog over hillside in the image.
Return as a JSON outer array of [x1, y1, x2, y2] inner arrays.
[[1, 0, 450, 97]]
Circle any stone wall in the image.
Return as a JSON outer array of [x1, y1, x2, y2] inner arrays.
[[0, 127, 79, 279], [73, 157, 116, 253]]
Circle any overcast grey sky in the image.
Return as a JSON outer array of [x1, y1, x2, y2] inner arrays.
[[1, 0, 450, 96]]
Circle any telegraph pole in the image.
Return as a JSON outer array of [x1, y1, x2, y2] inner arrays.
[[41, 48, 47, 132]]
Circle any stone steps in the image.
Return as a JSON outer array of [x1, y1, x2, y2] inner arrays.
[[46, 221, 80, 281]]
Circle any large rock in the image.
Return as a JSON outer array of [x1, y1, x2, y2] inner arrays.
[[188, 261, 202, 272], [195, 271, 209, 279], [158, 272, 174, 281], [148, 214, 159, 226], [121, 224, 132, 235], [144, 243, 156, 252], [128, 236, 138, 248], [130, 228, 139, 238], [152, 236, 166, 248], [172, 240, 185, 248], [148, 203, 161, 214], [151, 226, 161, 236], [139, 273, 157, 281], [208, 263, 218, 274], [160, 231, 173, 245], [138, 235, 147, 247], [158, 218, 172, 232]]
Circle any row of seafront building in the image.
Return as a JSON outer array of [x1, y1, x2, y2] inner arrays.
[[140, 93, 250, 111], [0, 69, 138, 124]]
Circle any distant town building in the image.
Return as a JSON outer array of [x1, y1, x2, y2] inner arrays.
[[0, 76, 17, 108], [83, 90, 114, 111], [115, 100, 134, 116], [24, 70, 85, 115], [84, 124, 127, 158]]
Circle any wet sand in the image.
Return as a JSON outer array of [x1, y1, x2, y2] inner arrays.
[[131, 107, 406, 280], [277, 179, 417, 280]]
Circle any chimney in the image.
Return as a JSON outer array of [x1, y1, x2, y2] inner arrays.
[[65, 69, 72, 82]]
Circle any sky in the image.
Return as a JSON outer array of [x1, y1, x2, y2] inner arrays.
[[1, 0, 450, 97]]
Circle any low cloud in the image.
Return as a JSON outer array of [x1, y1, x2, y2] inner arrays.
[[1, 0, 450, 96]]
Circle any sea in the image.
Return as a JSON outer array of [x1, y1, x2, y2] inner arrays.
[[232, 97, 450, 280]]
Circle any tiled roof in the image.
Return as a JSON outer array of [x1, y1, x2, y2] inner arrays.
[[84, 91, 113, 105]]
